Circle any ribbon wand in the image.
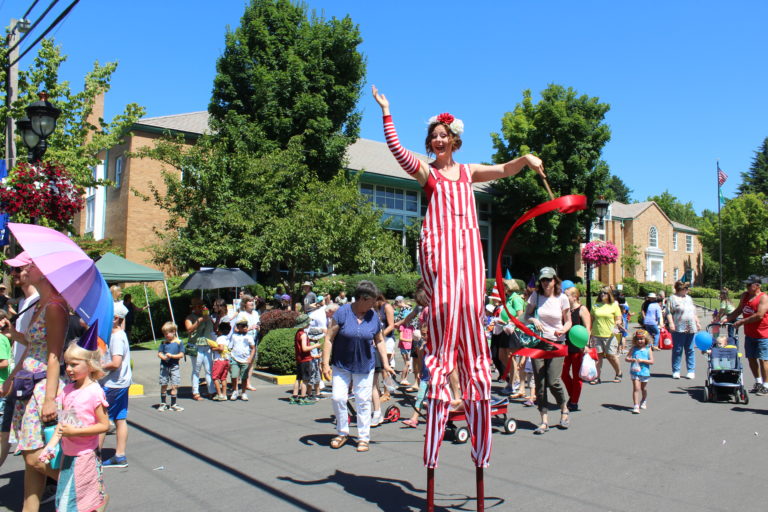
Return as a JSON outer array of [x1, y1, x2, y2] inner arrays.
[[541, 176, 556, 201]]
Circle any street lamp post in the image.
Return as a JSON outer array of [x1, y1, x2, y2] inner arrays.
[[585, 197, 611, 309], [16, 91, 60, 163]]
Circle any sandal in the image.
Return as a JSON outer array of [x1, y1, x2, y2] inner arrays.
[[356, 441, 370, 452], [330, 435, 349, 449], [401, 419, 419, 428], [192, 394, 203, 401], [406, 386, 419, 393], [533, 424, 549, 435], [559, 413, 570, 429], [399, 380, 412, 387], [523, 399, 535, 407], [613, 374, 623, 383], [589, 378, 602, 385]]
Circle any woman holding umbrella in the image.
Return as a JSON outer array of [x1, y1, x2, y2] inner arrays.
[[1, 259, 68, 511]]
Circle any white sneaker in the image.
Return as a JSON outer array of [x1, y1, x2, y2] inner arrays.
[[370, 412, 383, 427], [240, 393, 249, 401], [640, 401, 647, 410], [230, 390, 239, 401], [686, 372, 695, 380], [632, 405, 640, 414], [672, 372, 681, 379]]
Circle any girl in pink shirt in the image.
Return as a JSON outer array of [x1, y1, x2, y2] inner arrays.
[[40, 342, 109, 511]]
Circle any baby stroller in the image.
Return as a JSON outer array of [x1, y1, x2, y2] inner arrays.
[[703, 323, 749, 404]]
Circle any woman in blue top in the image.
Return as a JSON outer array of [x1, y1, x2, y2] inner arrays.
[[321, 281, 394, 453]]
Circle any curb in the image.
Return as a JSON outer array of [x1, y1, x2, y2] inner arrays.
[[128, 383, 144, 397], [253, 370, 295, 386]]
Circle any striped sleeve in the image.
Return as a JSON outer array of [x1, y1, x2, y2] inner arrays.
[[383, 115, 420, 175]]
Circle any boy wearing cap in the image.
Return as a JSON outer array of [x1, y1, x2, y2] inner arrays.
[[228, 315, 255, 401], [100, 301, 133, 468], [726, 275, 768, 394], [292, 314, 320, 405]]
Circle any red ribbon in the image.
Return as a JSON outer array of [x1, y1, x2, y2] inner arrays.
[[494, 194, 587, 359]]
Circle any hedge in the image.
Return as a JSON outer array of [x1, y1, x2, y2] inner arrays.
[[259, 309, 299, 340], [638, 281, 673, 297], [314, 273, 420, 299], [123, 275, 197, 344], [258, 327, 298, 375]]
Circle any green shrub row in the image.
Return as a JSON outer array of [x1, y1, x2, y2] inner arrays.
[[258, 327, 298, 375], [314, 273, 421, 299]]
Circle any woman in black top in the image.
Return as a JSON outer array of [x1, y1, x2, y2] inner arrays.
[[562, 287, 591, 410]]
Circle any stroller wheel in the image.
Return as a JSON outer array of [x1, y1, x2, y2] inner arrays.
[[455, 426, 470, 444], [740, 386, 749, 405], [704, 384, 712, 402]]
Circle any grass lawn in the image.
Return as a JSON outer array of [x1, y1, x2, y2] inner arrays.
[[133, 339, 162, 351]]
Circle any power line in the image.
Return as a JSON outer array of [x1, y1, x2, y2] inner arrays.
[[6, 0, 60, 56], [22, 0, 41, 20], [10, 0, 79, 68]]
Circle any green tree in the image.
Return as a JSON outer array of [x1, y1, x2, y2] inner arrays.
[[491, 84, 612, 273], [621, 243, 640, 279], [737, 137, 768, 196], [647, 190, 700, 228], [209, 0, 365, 181], [606, 175, 633, 203], [699, 193, 768, 286], [137, 1, 410, 279], [1, 39, 144, 187]]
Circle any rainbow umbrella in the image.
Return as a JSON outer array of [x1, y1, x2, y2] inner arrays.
[[8, 223, 114, 346]]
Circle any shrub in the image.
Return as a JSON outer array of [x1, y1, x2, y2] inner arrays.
[[315, 273, 420, 299], [244, 283, 267, 299], [638, 281, 672, 297], [617, 280, 638, 297], [259, 309, 299, 340], [689, 287, 720, 299], [123, 275, 197, 344], [258, 327, 297, 375]]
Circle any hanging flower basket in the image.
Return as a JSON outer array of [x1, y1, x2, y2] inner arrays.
[[0, 161, 84, 227], [581, 240, 619, 266]]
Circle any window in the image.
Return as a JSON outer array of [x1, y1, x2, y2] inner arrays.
[[114, 156, 124, 188], [85, 197, 95, 233], [477, 201, 491, 222], [686, 234, 693, 253], [649, 226, 658, 248], [673, 232, 678, 251], [673, 268, 679, 281]]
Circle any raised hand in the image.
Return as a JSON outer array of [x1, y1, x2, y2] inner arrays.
[[371, 85, 390, 114]]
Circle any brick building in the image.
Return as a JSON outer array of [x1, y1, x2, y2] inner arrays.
[[576, 201, 703, 286]]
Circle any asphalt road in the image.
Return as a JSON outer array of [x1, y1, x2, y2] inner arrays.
[[2, 319, 766, 511]]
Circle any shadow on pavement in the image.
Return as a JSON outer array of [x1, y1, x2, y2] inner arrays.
[[298, 433, 337, 447], [127, 420, 325, 512], [0, 469, 25, 510], [601, 403, 633, 412], [731, 406, 768, 415], [279, 470, 505, 511]]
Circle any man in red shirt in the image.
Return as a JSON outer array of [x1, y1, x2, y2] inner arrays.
[[726, 275, 768, 394]]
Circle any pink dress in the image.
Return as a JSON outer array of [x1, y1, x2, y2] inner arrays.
[[11, 300, 66, 450]]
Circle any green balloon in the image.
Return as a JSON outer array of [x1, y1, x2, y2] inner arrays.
[[568, 325, 589, 348]]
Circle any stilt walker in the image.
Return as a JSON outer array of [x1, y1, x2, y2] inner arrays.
[[373, 86, 548, 511]]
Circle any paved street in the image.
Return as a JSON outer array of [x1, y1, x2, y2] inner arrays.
[[2, 317, 766, 511]]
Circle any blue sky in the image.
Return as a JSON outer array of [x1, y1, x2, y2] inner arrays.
[[3, 0, 767, 214]]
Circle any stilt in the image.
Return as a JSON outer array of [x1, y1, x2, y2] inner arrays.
[[476, 466, 485, 512], [427, 467, 435, 512]]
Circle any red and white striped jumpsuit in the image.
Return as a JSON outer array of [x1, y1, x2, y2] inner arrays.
[[383, 115, 493, 468]]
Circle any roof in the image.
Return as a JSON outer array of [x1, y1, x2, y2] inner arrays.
[[610, 201, 699, 233], [134, 111, 211, 135], [95, 252, 165, 282], [132, 111, 493, 193]]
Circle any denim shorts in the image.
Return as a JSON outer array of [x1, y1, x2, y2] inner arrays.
[[744, 336, 768, 360], [159, 364, 181, 386]]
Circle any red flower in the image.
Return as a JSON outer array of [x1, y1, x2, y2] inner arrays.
[[436, 112, 454, 125]]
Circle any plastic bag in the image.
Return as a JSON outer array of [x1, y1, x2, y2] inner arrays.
[[579, 353, 599, 382]]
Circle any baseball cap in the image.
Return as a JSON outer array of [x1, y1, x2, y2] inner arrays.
[[743, 275, 763, 285], [394, 296, 404, 302], [4, 251, 32, 267], [539, 267, 557, 280]]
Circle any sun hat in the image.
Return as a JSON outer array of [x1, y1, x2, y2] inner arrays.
[[113, 301, 129, 319], [395, 295, 404, 303], [235, 313, 250, 325], [4, 251, 32, 267], [647, 292, 657, 299], [295, 314, 310, 329], [539, 267, 557, 280], [302, 281, 313, 287]]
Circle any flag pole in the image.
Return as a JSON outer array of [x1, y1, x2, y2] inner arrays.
[[718, 160, 723, 291]]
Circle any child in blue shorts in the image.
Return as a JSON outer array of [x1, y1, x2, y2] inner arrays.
[[626, 329, 654, 414]]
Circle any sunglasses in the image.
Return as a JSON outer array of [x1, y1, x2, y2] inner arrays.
[[540, 277, 553, 283], [11, 267, 23, 273]]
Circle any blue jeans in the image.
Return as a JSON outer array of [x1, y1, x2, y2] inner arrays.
[[191, 345, 214, 395], [644, 324, 660, 347], [671, 331, 696, 373]]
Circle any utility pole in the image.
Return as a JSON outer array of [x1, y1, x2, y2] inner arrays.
[[4, 18, 31, 169]]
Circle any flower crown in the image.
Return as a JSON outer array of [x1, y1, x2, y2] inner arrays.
[[428, 112, 464, 136]]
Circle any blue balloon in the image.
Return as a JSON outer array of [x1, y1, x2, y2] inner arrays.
[[694, 331, 713, 351], [561, 280, 575, 291]]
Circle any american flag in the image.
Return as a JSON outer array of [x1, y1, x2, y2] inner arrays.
[[717, 163, 728, 186]]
